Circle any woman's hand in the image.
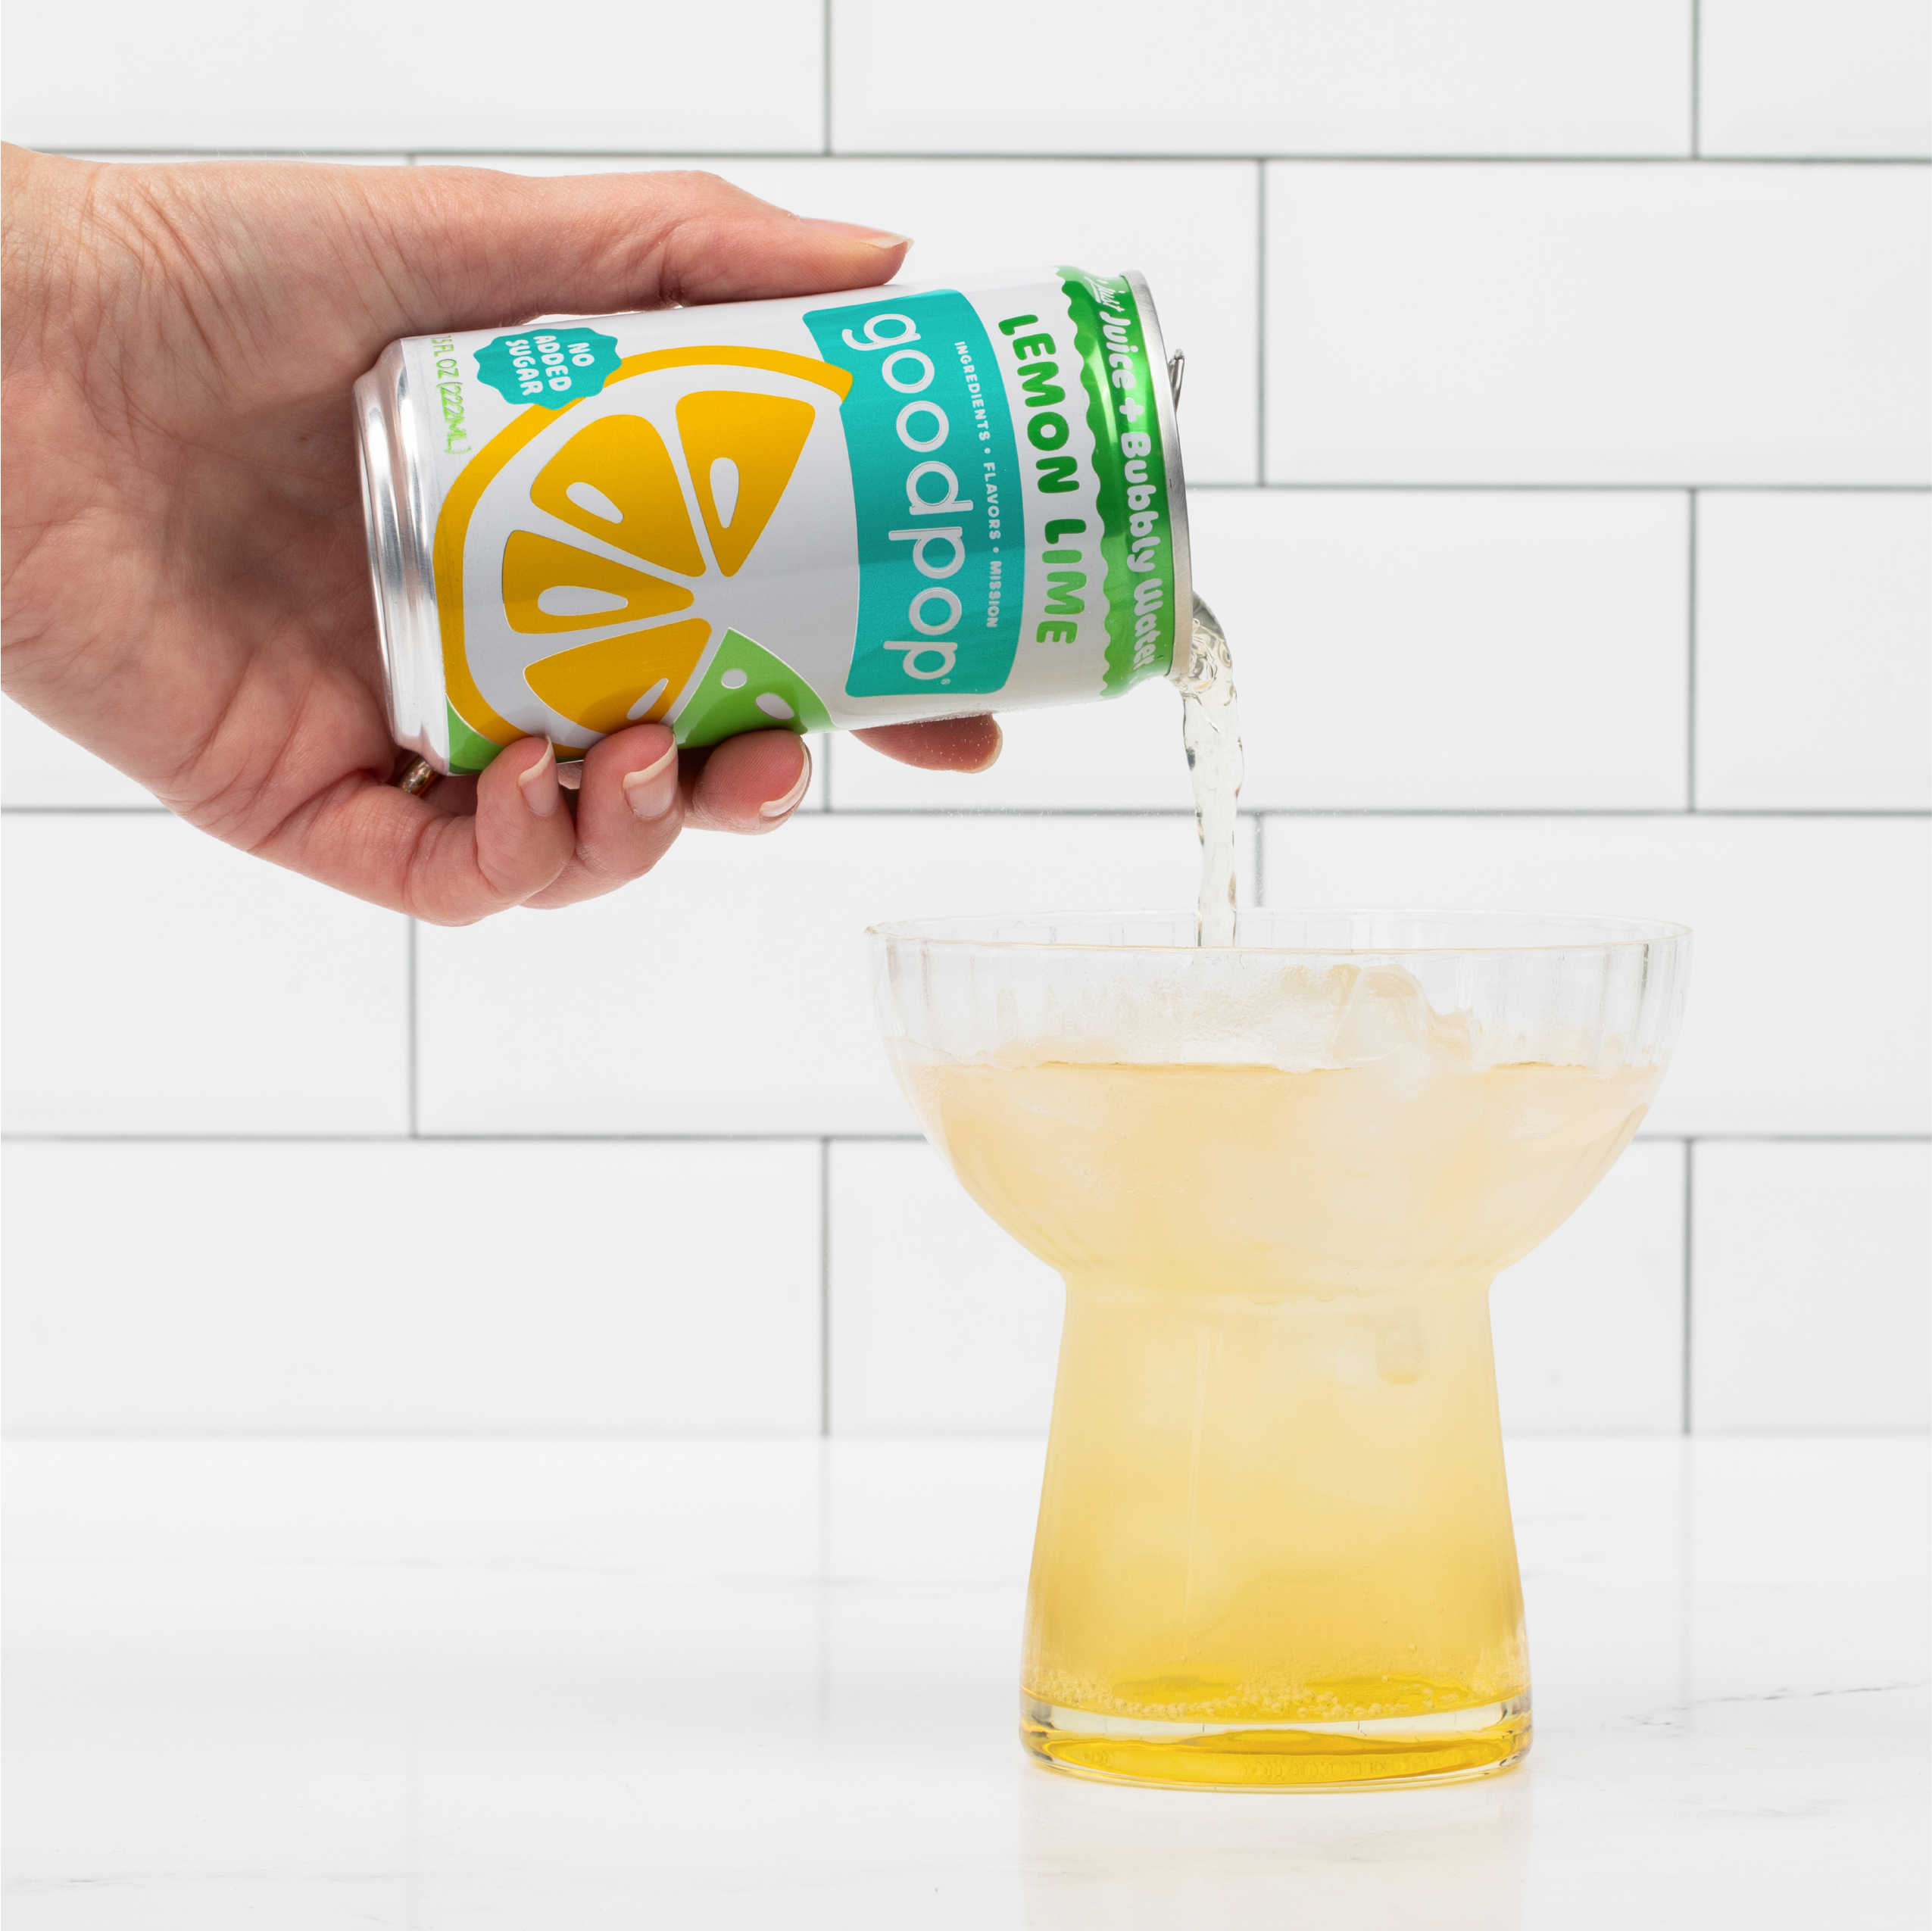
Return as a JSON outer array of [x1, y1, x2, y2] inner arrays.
[[1, 148, 1000, 923]]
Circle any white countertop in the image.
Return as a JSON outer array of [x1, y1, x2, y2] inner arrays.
[[5, 1436, 1927, 1928]]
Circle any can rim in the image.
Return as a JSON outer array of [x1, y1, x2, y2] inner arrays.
[[354, 343, 450, 772]]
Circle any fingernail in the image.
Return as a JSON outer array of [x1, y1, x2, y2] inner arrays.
[[759, 744, 813, 819], [557, 757, 584, 791], [799, 216, 913, 249], [622, 742, 681, 821], [517, 740, 560, 819]]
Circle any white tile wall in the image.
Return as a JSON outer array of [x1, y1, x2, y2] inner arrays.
[[1493, 1140, 1688, 1433], [2, 699, 160, 809], [831, 1, 1692, 157], [1266, 164, 1932, 484], [441, 155, 1260, 485], [1696, 493, 1932, 810], [1690, 1141, 1931, 1430], [2, 2, 825, 154], [1193, 491, 1690, 809], [5, 0, 1926, 1437], [2, 816, 409, 1137], [827, 1141, 1061, 1434], [2, 1141, 822, 1433], [1699, 0, 1932, 158], [821, 677, 1194, 812], [414, 814, 1253, 1137], [1258, 813, 1932, 1137]]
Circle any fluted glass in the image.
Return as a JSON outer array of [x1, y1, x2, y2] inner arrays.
[[871, 909, 1690, 1789]]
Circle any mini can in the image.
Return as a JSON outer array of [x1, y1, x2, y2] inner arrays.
[[353, 268, 1190, 772]]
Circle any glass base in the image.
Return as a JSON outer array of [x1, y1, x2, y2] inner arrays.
[[1021, 1694, 1531, 1790]]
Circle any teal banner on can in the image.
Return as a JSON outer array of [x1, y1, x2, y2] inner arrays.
[[805, 291, 1024, 698]]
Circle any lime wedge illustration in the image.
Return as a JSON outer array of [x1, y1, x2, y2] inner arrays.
[[447, 702, 507, 776], [673, 628, 834, 747]]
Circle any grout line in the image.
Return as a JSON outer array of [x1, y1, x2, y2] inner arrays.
[[1184, 482, 1932, 494], [1682, 1140, 1696, 1434], [7, 1131, 1925, 1146], [819, 1139, 832, 1437], [1690, 0, 1702, 160], [17, 1426, 1924, 1442], [821, 0, 833, 158], [0, 1427, 1074, 1443], [1253, 813, 1266, 907], [8, 804, 1928, 821], [802, 805, 1919, 818], [1255, 158, 1268, 485], [0, 1131, 924, 1145], [76, 148, 1932, 166], [1687, 490, 1699, 810], [8, 804, 1927, 821], [406, 919, 420, 1138]]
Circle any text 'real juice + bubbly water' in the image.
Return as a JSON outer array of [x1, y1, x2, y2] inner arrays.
[[354, 269, 1191, 776]]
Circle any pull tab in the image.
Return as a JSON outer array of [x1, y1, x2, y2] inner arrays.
[[1167, 351, 1186, 408]]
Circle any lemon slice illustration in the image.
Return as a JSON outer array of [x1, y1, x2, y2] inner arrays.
[[434, 347, 856, 768]]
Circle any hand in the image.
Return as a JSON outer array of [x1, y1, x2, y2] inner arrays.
[[0, 148, 1001, 923]]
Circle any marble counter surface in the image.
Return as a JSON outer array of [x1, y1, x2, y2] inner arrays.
[[5, 1436, 1926, 1928]]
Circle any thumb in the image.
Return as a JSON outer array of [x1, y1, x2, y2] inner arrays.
[[351, 164, 912, 340]]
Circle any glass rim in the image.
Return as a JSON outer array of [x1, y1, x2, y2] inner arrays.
[[867, 908, 1693, 956]]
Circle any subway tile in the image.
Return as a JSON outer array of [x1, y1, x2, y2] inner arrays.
[[1256, 813, 1931, 1137], [1696, 492, 1932, 810], [1493, 1140, 1687, 1433], [2, 698, 160, 809], [439, 154, 1259, 484], [1699, 0, 1932, 158], [1, 1140, 822, 1433], [822, 678, 1194, 813], [829, 0, 1690, 157], [1266, 164, 1932, 484], [828, 1140, 1061, 1434], [842, 489, 1692, 813], [1191, 490, 1690, 810], [4, 1, 823, 154], [2, 817, 407, 1135], [415, 813, 1247, 1136], [1690, 1140, 1930, 1430]]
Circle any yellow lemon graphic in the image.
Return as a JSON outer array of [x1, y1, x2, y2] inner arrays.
[[434, 348, 854, 763]]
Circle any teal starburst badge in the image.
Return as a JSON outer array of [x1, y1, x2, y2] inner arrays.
[[474, 328, 621, 410]]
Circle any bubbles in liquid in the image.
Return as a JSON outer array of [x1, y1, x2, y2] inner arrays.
[[1177, 592, 1244, 947]]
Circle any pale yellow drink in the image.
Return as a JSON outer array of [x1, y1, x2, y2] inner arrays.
[[893, 1003, 1659, 1786]]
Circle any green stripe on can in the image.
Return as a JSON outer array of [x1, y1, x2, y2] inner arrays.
[[1058, 268, 1178, 695]]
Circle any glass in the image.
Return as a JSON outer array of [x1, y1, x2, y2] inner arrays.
[[870, 909, 1691, 1790]]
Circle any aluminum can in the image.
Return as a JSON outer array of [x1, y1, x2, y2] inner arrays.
[[354, 268, 1190, 772]]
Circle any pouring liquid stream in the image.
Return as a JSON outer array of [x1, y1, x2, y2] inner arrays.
[[1177, 592, 1244, 947]]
